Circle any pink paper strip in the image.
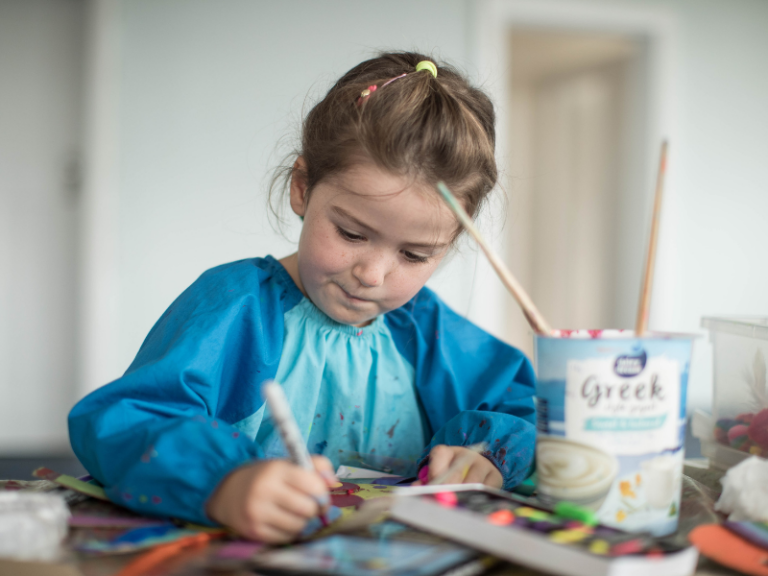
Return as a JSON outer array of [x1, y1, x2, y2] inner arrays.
[[216, 541, 264, 560]]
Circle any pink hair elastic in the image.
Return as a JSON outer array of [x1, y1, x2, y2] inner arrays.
[[356, 73, 408, 106], [380, 72, 407, 89], [355, 60, 436, 106]]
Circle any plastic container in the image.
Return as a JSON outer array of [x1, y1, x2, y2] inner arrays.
[[534, 330, 694, 536], [696, 317, 768, 469], [0, 492, 69, 561]]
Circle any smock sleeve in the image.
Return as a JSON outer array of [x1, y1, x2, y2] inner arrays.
[[385, 288, 536, 490], [68, 259, 297, 525]]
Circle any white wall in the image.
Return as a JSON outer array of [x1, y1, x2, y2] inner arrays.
[[0, 0, 84, 453], [600, 0, 768, 413], [85, 0, 477, 391], [661, 0, 768, 410]]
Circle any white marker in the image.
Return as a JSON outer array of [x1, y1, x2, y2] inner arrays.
[[262, 381, 314, 470], [262, 381, 330, 526]]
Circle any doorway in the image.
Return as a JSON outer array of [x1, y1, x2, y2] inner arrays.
[[504, 29, 650, 356], [468, 1, 674, 358]]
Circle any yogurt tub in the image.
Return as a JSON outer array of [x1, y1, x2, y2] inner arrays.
[[534, 330, 694, 536]]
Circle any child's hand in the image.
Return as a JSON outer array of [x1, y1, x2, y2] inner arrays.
[[422, 445, 502, 488], [206, 455, 336, 543]]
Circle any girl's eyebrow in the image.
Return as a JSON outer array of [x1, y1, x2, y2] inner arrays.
[[331, 206, 374, 233], [330, 205, 449, 251]]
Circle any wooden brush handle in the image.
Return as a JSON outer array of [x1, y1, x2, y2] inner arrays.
[[436, 183, 552, 336], [635, 141, 668, 336]]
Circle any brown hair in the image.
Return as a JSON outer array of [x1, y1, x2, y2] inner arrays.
[[269, 51, 497, 227]]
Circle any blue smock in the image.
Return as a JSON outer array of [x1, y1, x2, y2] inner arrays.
[[69, 256, 536, 525]]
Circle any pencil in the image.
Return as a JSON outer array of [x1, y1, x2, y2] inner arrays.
[[263, 381, 331, 527]]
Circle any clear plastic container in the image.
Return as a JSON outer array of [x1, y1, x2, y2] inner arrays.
[[697, 317, 768, 469]]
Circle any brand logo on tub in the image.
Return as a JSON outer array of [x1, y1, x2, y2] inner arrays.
[[565, 352, 680, 454], [613, 350, 647, 377]]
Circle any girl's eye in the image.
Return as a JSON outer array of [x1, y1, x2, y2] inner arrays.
[[402, 251, 429, 264], [336, 226, 365, 242]]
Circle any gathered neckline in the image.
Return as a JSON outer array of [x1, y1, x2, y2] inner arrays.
[[293, 298, 385, 337]]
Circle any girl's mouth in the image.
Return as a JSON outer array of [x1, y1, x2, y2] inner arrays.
[[337, 284, 370, 303]]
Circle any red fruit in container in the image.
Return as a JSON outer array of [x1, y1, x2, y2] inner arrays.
[[727, 424, 749, 443], [736, 412, 756, 424], [747, 408, 768, 450]]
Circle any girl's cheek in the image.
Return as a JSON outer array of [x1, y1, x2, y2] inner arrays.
[[389, 268, 429, 301], [409, 265, 440, 296], [313, 231, 351, 272]]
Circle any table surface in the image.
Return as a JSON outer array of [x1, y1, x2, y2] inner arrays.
[[12, 465, 749, 576]]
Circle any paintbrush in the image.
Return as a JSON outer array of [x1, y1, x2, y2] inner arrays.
[[635, 141, 668, 336], [427, 442, 488, 485], [436, 182, 552, 336]]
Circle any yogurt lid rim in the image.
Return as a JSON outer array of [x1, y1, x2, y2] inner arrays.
[[537, 329, 698, 340]]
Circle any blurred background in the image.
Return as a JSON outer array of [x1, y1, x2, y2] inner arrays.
[[1, 0, 767, 471]]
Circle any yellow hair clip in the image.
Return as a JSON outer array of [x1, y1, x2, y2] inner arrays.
[[415, 60, 438, 78]]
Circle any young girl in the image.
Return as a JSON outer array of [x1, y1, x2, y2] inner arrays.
[[69, 52, 536, 543]]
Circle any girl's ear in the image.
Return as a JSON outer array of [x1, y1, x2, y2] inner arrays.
[[289, 157, 309, 218]]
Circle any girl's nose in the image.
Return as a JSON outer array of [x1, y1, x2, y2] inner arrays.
[[352, 256, 388, 288]]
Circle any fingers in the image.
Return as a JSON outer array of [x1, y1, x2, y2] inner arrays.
[[426, 445, 504, 487], [209, 460, 334, 544], [263, 500, 308, 533], [240, 502, 302, 544], [426, 445, 456, 483], [484, 465, 503, 489], [284, 465, 329, 500], [249, 524, 295, 544], [463, 458, 503, 488], [284, 464, 330, 515], [311, 454, 334, 475], [441, 462, 471, 485], [311, 455, 339, 487], [274, 483, 323, 520], [464, 464, 490, 485], [234, 487, 310, 543]]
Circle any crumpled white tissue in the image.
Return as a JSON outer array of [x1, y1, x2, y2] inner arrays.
[[0, 492, 69, 561], [714, 456, 768, 522]]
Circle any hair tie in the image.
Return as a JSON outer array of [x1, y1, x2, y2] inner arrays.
[[380, 73, 407, 89], [356, 74, 407, 106], [415, 60, 438, 78], [355, 62, 436, 107]]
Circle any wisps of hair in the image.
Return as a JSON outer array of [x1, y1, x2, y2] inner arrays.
[[268, 51, 497, 233]]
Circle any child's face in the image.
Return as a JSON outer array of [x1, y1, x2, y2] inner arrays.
[[289, 160, 458, 327]]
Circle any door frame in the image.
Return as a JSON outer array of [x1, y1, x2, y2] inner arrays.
[[467, 0, 678, 340], [79, 0, 121, 397]]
